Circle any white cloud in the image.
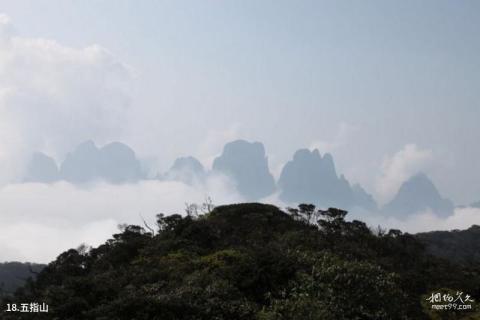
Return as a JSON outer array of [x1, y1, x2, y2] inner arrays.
[[0, 176, 244, 263], [0, 219, 119, 264], [196, 124, 242, 168], [1, 175, 477, 263], [375, 144, 433, 204], [350, 207, 480, 234], [0, 13, 132, 183], [309, 122, 357, 155]]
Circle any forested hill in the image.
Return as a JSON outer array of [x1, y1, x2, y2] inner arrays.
[[416, 225, 480, 266], [2, 203, 479, 319]]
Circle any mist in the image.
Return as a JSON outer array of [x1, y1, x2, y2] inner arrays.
[[1, 175, 479, 263], [0, 176, 244, 263], [0, 6, 479, 265]]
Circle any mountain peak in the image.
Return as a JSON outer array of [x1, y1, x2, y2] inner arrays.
[[222, 140, 266, 158], [293, 148, 317, 162], [212, 140, 275, 200], [101, 141, 135, 154], [278, 149, 354, 209], [75, 140, 98, 152], [163, 156, 206, 185], [59, 141, 143, 184], [382, 173, 454, 218], [171, 156, 204, 173]]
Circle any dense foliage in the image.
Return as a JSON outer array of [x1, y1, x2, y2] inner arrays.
[[417, 225, 480, 266], [2, 203, 479, 319]]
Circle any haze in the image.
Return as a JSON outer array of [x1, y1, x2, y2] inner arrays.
[[0, 0, 479, 262]]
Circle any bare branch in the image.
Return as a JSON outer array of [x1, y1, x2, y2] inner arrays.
[[139, 213, 155, 236]]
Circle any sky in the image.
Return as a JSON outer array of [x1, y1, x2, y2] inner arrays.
[[0, 0, 479, 262]]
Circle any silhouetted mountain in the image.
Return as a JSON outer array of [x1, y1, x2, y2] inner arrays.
[[162, 156, 206, 185], [278, 149, 376, 210], [212, 140, 275, 200], [59, 141, 143, 184], [98, 142, 144, 184], [59, 140, 102, 183], [24, 152, 59, 183], [382, 173, 454, 218], [0, 262, 45, 295]]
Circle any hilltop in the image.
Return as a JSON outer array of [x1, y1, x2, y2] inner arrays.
[[3, 203, 479, 319]]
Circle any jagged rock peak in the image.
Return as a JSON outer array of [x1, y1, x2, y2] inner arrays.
[[278, 149, 352, 208], [212, 140, 275, 200]]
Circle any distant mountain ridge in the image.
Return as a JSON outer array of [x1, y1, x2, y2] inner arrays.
[[25, 141, 144, 184], [25, 139, 457, 218]]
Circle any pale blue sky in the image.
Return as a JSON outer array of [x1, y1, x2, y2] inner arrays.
[[1, 0, 479, 204]]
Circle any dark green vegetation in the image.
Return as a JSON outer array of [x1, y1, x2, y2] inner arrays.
[[2, 203, 480, 319], [417, 225, 480, 267], [0, 262, 44, 296]]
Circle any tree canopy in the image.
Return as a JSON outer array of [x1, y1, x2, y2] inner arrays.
[[2, 203, 479, 319]]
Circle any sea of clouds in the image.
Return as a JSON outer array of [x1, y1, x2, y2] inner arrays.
[[1, 179, 479, 263], [1, 13, 479, 263]]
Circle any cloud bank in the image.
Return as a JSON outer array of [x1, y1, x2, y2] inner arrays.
[[1, 168, 478, 263], [375, 144, 433, 204], [0, 176, 244, 263], [309, 122, 357, 155], [350, 206, 480, 234]]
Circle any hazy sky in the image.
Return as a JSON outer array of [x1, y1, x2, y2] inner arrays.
[[1, 1, 480, 261]]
